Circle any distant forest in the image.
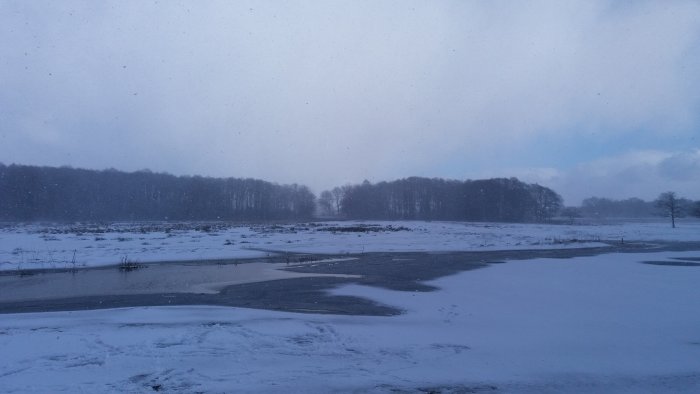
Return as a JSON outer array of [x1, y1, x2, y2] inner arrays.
[[0, 163, 315, 221], [5, 162, 691, 223], [579, 195, 699, 220], [0, 163, 566, 223], [318, 177, 563, 222], [579, 197, 657, 218]]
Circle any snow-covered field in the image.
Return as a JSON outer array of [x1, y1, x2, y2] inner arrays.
[[2, 220, 699, 392], [1, 220, 699, 271], [2, 250, 700, 393]]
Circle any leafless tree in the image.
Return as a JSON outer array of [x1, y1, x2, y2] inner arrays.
[[331, 186, 347, 216], [655, 191, 685, 228]]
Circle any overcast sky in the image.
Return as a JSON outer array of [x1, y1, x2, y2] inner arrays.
[[1, 1, 699, 204]]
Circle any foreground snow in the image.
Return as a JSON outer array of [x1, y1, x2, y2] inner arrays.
[[2, 250, 700, 393], [1, 220, 698, 271]]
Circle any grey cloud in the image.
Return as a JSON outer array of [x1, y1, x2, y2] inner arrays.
[[508, 150, 700, 204], [658, 151, 700, 181]]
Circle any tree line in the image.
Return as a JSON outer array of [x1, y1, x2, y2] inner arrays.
[[5, 163, 700, 226], [318, 177, 563, 222], [578, 197, 657, 218], [0, 163, 315, 221], [0, 164, 566, 223], [552, 193, 700, 228]]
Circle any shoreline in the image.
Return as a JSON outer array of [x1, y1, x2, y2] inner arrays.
[[1, 241, 699, 316]]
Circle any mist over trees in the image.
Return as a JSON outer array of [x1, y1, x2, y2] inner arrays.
[[0, 163, 315, 221], [578, 194, 699, 223], [320, 177, 563, 222], [579, 197, 657, 218]]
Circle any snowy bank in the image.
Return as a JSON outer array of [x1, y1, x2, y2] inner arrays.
[[1, 220, 698, 271]]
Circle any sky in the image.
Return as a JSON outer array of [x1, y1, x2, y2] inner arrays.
[[1, 1, 699, 205]]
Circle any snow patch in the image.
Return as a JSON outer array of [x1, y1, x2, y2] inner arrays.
[[2, 220, 697, 272]]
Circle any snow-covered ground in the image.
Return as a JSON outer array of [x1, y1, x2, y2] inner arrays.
[[2, 250, 699, 393], [1, 220, 698, 271]]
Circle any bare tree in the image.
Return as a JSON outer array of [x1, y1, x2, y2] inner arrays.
[[655, 191, 685, 228], [330, 186, 347, 216]]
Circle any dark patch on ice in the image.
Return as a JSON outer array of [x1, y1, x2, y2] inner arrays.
[[317, 224, 411, 233], [219, 276, 403, 316], [118, 262, 144, 272], [16, 270, 38, 277], [66, 356, 105, 368], [0, 366, 32, 379], [289, 334, 315, 345], [43, 354, 103, 367], [281, 252, 489, 293], [129, 373, 151, 383], [154, 340, 185, 349], [642, 260, 700, 267], [127, 368, 200, 393], [672, 257, 700, 261], [430, 343, 471, 354], [373, 383, 498, 393]]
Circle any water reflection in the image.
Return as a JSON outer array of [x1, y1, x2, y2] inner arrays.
[[0, 261, 357, 302]]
